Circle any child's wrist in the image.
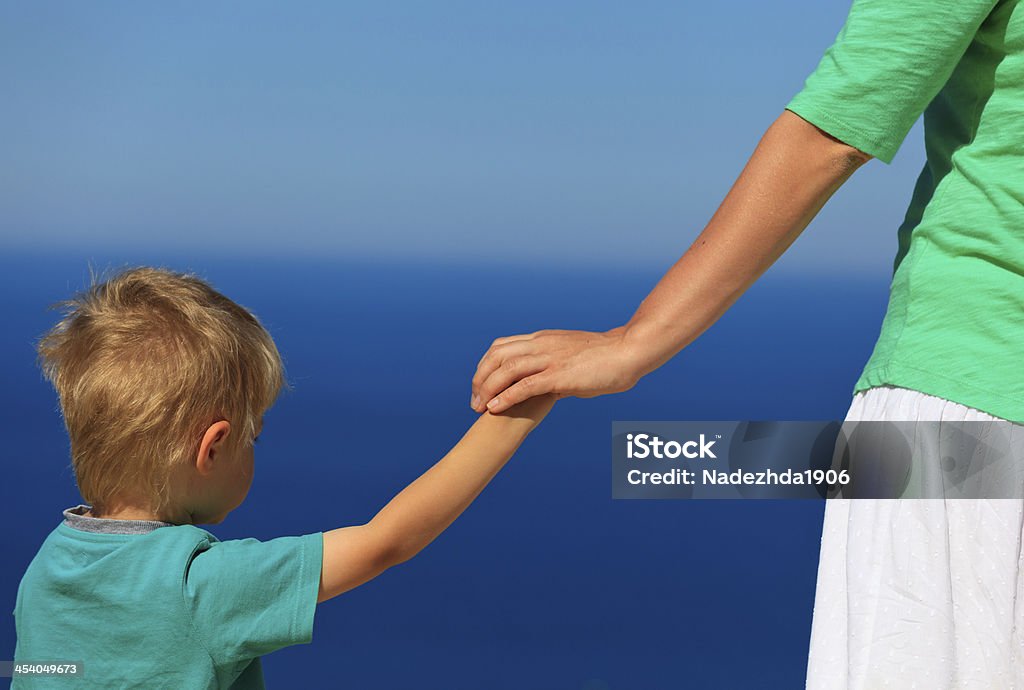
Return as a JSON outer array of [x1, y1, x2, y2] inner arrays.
[[477, 404, 547, 437]]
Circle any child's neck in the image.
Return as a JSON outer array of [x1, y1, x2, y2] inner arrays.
[[87, 506, 166, 522]]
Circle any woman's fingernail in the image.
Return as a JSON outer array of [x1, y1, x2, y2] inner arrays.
[[471, 395, 480, 408], [486, 397, 499, 411]]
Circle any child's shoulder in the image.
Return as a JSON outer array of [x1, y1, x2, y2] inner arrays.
[[22, 514, 217, 590], [18, 508, 227, 599], [25, 506, 321, 599]]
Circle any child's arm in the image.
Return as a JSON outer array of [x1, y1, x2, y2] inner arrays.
[[317, 394, 555, 603]]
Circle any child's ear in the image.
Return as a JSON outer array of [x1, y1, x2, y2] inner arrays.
[[195, 420, 231, 476]]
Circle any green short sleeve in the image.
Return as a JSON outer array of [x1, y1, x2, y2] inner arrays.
[[183, 532, 324, 665], [785, 0, 998, 164]]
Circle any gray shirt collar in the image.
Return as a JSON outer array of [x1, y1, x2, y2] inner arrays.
[[62, 504, 175, 535]]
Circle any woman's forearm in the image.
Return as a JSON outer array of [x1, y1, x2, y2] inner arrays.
[[469, 109, 872, 413], [620, 109, 872, 378]]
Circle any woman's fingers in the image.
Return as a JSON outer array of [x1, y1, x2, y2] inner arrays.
[[485, 373, 556, 414], [472, 339, 536, 409], [475, 334, 532, 370], [473, 329, 567, 370], [473, 354, 549, 412]]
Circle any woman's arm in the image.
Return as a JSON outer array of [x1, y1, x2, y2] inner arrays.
[[471, 109, 872, 413]]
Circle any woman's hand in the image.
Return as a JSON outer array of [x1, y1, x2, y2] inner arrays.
[[470, 326, 643, 414]]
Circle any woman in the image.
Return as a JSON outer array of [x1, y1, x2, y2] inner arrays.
[[470, 0, 1024, 687]]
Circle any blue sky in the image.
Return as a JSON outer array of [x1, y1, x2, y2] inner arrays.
[[1, 1, 925, 276]]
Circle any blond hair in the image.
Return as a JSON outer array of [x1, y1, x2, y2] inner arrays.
[[36, 265, 289, 514]]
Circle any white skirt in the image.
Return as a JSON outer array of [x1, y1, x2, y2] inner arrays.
[[806, 384, 1024, 689]]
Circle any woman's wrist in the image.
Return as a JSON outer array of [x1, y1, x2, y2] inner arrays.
[[617, 317, 683, 384], [605, 324, 650, 389]]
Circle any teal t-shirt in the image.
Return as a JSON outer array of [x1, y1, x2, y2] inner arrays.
[[12, 508, 323, 689], [784, 0, 1024, 422]]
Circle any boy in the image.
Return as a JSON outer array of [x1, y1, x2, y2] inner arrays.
[[12, 265, 554, 688]]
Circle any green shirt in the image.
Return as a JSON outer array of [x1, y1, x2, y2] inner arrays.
[[784, 0, 1024, 422], [12, 507, 323, 689]]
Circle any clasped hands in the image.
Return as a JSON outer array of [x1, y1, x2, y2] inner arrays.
[[469, 325, 645, 414]]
